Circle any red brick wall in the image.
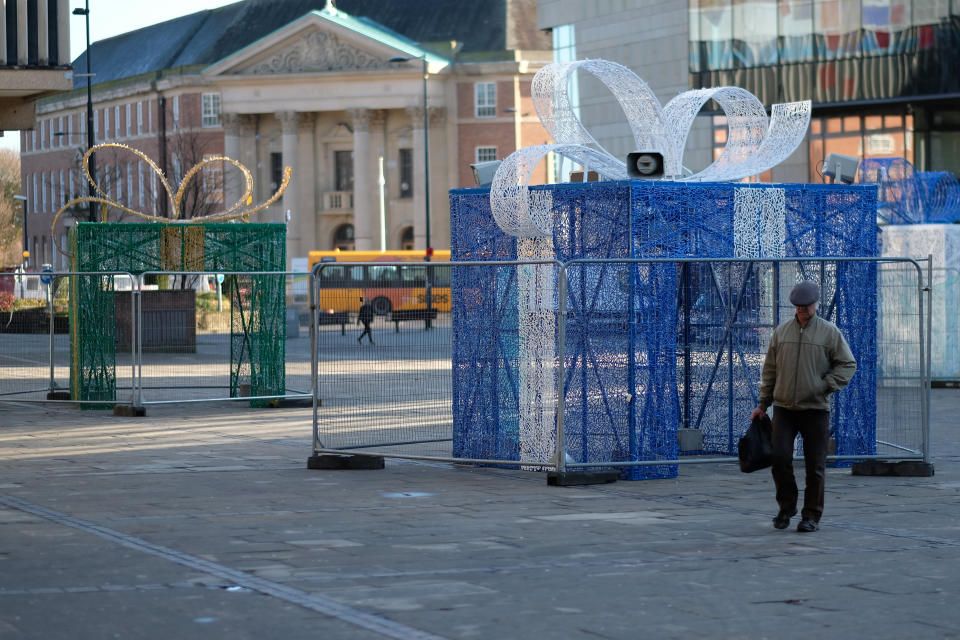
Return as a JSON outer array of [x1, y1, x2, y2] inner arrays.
[[18, 91, 225, 269]]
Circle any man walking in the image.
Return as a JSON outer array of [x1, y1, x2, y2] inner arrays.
[[357, 297, 375, 345], [750, 281, 857, 532]]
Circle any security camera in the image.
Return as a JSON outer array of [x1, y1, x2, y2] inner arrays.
[[822, 153, 860, 185], [471, 160, 501, 187], [626, 151, 664, 179]]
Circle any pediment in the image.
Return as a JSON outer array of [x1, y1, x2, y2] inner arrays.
[[206, 12, 410, 77], [237, 29, 392, 75]]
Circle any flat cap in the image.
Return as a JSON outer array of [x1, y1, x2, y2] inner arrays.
[[789, 281, 819, 306]]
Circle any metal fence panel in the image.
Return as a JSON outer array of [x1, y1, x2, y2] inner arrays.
[[135, 271, 311, 405], [310, 257, 929, 478], [312, 261, 457, 460], [1, 271, 136, 406]]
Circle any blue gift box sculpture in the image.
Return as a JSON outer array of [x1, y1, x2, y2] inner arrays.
[[449, 60, 878, 479]]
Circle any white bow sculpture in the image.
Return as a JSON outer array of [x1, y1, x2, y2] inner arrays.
[[491, 59, 811, 238]]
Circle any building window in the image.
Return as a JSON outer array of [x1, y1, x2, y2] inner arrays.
[[172, 154, 182, 185], [476, 147, 497, 163], [137, 101, 143, 135], [399, 148, 413, 197], [475, 82, 496, 117], [172, 96, 180, 130], [333, 224, 355, 251], [401, 226, 414, 250], [126, 163, 133, 205], [202, 94, 221, 128], [335, 150, 354, 191], [114, 106, 120, 137], [270, 152, 283, 191], [126, 104, 131, 136], [202, 154, 223, 203]]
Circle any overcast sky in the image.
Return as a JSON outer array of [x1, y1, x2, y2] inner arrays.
[[1, 0, 239, 152]]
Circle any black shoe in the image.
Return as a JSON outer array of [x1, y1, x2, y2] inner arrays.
[[797, 519, 819, 532], [773, 509, 797, 529]]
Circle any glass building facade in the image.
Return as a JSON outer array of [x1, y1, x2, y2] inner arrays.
[[690, 1, 960, 174]]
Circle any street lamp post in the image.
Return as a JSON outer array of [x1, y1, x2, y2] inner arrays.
[[73, 1, 96, 222], [388, 54, 433, 327]]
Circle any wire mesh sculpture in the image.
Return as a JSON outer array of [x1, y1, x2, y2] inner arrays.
[[452, 181, 878, 479], [53, 143, 292, 405], [858, 157, 960, 225], [490, 60, 812, 242]]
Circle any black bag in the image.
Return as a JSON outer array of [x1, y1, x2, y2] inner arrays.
[[738, 413, 773, 473]]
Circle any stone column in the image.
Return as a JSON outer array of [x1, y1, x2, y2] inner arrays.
[[348, 108, 373, 251], [222, 113, 256, 210], [370, 109, 387, 251], [296, 112, 317, 258], [277, 111, 302, 263], [406, 106, 427, 249], [406, 106, 445, 250]]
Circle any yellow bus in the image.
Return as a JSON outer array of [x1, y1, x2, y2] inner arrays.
[[308, 249, 451, 316]]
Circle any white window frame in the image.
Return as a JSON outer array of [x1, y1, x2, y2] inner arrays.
[[475, 146, 498, 163], [137, 101, 143, 135], [172, 96, 179, 130], [202, 154, 224, 203], [201, 93, 221, 128], [125, 104, 131, 137], [126, 163, 133, 206], [475, 82, 496, 118], [138, 161, 144, 207]]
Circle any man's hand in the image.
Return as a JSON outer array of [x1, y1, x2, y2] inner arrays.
[[750, 407, 766, 421]]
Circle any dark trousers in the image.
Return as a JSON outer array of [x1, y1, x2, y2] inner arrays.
[[358, 322, 373, 343], [771, 407, 830, 522]]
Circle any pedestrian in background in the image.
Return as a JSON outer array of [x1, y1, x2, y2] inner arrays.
[[357, 297, 375, 345], [750, 281, 857, 532]]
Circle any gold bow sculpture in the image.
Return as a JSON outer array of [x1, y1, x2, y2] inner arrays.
[[51, 142, 293, 238]]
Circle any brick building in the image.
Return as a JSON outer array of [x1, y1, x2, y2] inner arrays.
[[21, 0, 552, 269]]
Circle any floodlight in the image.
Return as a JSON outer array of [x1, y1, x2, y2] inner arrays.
[[471, 160, 501, 187], [822, 153, 860, 185]]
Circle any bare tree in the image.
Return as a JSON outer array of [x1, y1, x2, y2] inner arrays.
[[0, 148, 24, 268]]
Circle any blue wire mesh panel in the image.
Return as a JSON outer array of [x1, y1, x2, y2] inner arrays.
[[450, 181, 877, 479], [631, 183, 878, 464]]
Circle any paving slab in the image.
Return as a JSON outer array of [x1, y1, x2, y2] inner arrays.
[[0, 391, 958, 639]]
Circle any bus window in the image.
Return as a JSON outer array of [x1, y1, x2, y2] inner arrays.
[[429, 265, 451, 287], [319, 265, 344, 281], [345, 265, 364, 283], [370, 265, 398, 283], [400, 265, 426, 284]]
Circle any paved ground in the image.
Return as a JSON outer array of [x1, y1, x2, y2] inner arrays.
[[0, 388, 958, 640]]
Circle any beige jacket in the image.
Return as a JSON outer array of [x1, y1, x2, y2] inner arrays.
[[758, 314, 857, 412]]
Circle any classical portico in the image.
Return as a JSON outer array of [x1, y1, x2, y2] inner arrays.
[[202, 6, 451, 266]]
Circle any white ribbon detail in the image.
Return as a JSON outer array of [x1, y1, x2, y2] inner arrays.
[[490, 59, 812, 239]]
